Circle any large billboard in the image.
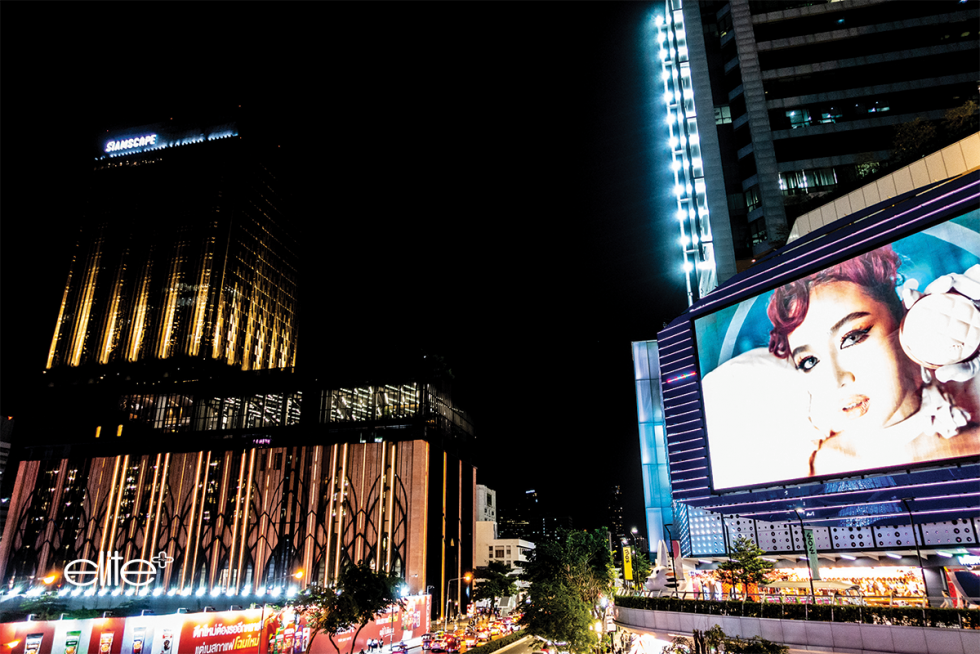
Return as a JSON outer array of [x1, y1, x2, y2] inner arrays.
[[0, 595, 431, 654], [696, 213, 980, 490]]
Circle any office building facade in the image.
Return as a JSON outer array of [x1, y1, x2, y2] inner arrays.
[[654, 0, 979, 299]]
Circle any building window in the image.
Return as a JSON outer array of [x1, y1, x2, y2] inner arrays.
[[786, 108, 811, 129], [714, 105, 732, 125], [495, 548, 505, 558], [489, 546, 494, 558], [778, 167, 838, 196]]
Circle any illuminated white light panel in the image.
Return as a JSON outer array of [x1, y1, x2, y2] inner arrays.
[[655, 1, 716, 306]]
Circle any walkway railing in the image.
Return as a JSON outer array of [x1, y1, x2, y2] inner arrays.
[[614, 593, 980, 630]]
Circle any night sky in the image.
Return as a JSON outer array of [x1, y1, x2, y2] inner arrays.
[[1, 3, 688, 538]]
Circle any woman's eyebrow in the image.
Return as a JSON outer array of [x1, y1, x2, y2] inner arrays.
[[830, 311, 871, 336]]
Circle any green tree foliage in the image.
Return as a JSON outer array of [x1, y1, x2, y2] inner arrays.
[[892, 117, 937, 164], [519, 529, 616, 653], [629, 550, 653, 587], [715, 537, 774, 599], [660, 624, 788, 654], [284, 562, 405, 654], [473, 561, 517, 614], [943, 100, 979, 140]]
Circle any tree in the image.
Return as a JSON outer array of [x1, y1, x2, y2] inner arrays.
[[891, 117, 937, 164], [519, 528, 616, 653], [473, 561, 517, 615], [284, 562, 405, 654], [629, 551, 653, 588], [660, 625, 787, 654], [715, 537, 774, 599]]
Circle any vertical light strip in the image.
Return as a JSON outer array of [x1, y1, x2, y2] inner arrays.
[[125, 457, 149, 564], [357, 444, 368, 564], [187, 247, 213, 357], [98, 267, 127, 364], [323, 444, 339, 586], [156, 248, 184, 360], [385, 443, 396, 572], [241, 299, 257, 371], [334, 443, 349, 580], [421, 443, 429, 596], [376, 442, 388, 572], [46, 263, 75, 369], [140, 454, 162, 564], [69, 245, 102, 366], [236, 448, 257, 593], [196, 451, 216, 589], [227, 451, 248, 588], [303, 446, 320, 586], [98, 457, 122, 558], [255, 451, 273, 590], [441, 451, 447, 620], [656, 1, 715, 305], [210, 452, 233, 588], [126, 263, 152, 362], [107, 455, 130, 556], [180, 452, 204, 590], [82, 461, 106, 562], [151, 452, 170, 576]]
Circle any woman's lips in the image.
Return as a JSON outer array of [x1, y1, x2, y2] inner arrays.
[[840, 395, 870, 419]]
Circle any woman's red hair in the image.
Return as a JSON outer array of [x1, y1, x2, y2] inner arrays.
[[768, 245, 903, 359]]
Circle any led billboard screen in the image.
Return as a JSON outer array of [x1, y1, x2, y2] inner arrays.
[[696, 213, 980, 490]]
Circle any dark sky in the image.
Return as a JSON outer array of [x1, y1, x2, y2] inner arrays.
[[1, 4, 688, 538]]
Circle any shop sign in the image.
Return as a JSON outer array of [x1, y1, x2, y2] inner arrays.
[[63, 550, 173, 587]]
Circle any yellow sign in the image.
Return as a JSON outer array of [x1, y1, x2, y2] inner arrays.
[[623, 546, 634, 581]]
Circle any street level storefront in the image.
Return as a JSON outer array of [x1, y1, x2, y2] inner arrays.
[[0, 595, 430, 654]]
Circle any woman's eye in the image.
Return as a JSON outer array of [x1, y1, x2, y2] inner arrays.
[[796, 356, 818, 372], [840, 327, 871, 349]]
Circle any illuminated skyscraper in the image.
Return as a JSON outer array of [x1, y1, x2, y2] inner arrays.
[[46, 120, 298, 372], [652, 0, 979, 299]]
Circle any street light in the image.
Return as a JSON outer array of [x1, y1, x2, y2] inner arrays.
[[445, 573, 472, 626], [794, 508, 816, 601], [900, 498, 931, 607]]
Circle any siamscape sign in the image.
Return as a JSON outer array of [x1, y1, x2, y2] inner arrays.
[[105, 134, 158, 153]]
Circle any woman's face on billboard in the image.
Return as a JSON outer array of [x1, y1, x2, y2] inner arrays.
[[787, 281, 920, 437]]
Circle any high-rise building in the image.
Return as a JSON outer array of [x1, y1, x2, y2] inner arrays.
[[477, 484, 497, 523], [0, 119, 476, 616], [47, 119, 298, 372], [608, 485, 625, 540], [652, 0, 979, 300]]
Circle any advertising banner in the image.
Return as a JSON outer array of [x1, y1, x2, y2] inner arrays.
[[695, 213, 980, 489], [179, 609, 263, 654], [0, 595, 430, 654], [622, 547, 633, 581], [803, 528, 821, 582]]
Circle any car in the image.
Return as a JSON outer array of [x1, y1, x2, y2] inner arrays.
[[392, 643, 409, 654], [421, 634, 433, 650]]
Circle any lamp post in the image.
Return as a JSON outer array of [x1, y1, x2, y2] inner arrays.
[[794, 508, 816, 602], [444, 573, 471, 626], [900, 498, 931, 607]]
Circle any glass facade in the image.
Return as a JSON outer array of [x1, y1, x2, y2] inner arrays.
[[45, 122, 299, 372], [632, 340, 672, 553]]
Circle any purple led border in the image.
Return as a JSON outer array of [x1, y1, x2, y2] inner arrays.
[[696, 184, 980, 312]]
